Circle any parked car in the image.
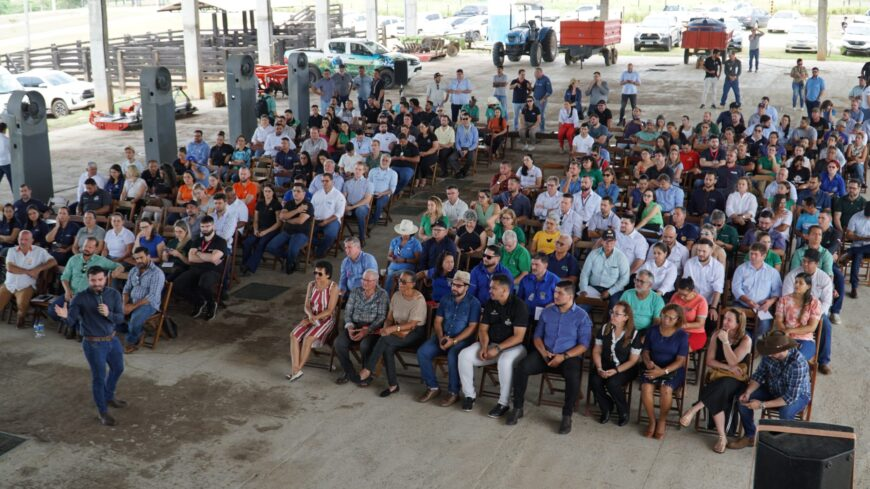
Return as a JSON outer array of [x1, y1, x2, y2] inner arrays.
[[421, 15, 470, 36], [663, 5, 692, 25], [634, 14, 683, 51], [343, 12, 368, 33], [573, 4, 601, 21], [380, 16, 404, 38], [14, 69, 94, 117], [851, 13, 870, 24], [724, 18, 744, 51], [447, 15, 489, 41], [733, 7, 770, 28], [767, 10, 801, 33], [455, 4, 488, 17], [785, 23, 830, 53], [284, 38, 422, 88], [0, 67, 26, 115], [841, 22, 870, 55]]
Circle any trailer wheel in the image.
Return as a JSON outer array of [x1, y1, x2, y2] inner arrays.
[[564, 52, 573, 65], [529, 41, 542, 67], [611, 48, 618, 64], [446, 42, 459, 57], [603, 48, 612, 66], [492, 42, 506, 67], [542, 30, 558, 62], [683, 48, 690, 65], [308, 66, 322, 85]]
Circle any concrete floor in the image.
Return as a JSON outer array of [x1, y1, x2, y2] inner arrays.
[[1, 53, 868, 488]]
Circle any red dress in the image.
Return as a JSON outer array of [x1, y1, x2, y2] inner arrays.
[[291, 282, 336, 347]]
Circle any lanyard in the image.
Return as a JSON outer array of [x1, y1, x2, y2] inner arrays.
[[200, 239, 212, 253]]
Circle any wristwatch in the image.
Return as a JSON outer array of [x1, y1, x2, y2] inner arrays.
[[664, 368, 670, 375]]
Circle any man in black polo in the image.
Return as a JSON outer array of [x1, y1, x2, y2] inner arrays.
[[266, 183, 312, 274], [688, 173, 725, 218], [13, 184, 50, 226], [174, 216, 227, 321], [78, 178, 112, 216]]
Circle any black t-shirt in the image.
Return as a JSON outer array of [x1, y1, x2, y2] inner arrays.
[[13, 198, 49, 227], [363, 107, 381, 124], [189, 234, 228, 272], [809, 117, 829, 136], [700, 147, 725, 174], [644, 164, 674, 181], [789, 166, 811, 187], [371, 79, 386, 101], [592, 107, 613, 126], [416, 132, 437, 161], [521, 105, 541, 124], [79, 189, 112, 213], [282, 198, 312, 235], [510, 78, 532, 104], [457, 224, 483, 252], [390, 143, 420, 169], [209, 143, 233, 167], [308, 114, 324, 130], [256, 198, 283, 229], [704, 57, 722, 78], [482, 294, 528, 344]]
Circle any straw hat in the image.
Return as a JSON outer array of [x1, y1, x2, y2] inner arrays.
[[453, 270, 471, 286], [393, 219, 419, 236], [487, 96, 501, 106]]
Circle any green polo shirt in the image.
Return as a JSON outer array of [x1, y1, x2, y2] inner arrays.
[[501, 245, 531, 279], [744, 249, 782, 269], [717, 224, 740, 250], [621, 288, 665, 330], [61, 254, 120, 294], [790, 246, 833, 275]]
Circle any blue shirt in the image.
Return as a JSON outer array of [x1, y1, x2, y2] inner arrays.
[[752, 348, 811, 405], [620, 71, 641, 95], [518, 271, 560, 316], [387, 236, 422, 272], [437, 293, 481, 337], [547, 252, 580, 280], [343, 176, 373, 206], [535, 303, 592, 354], [186, 141, 210, 166], [427, 268, 454, 303], [731, 262, 783, 305], [675, 223, 700, 246], [339, 251, 378, 293], [419, 238, 458, 271], [352, 74, 372, 99], [368, 167, 398, 194], [655, 186, 685, 213], [797, 188, 832, 212], [67, 287, 125, 338], [351, 136, 372, 156], [315, 77, 335, 103], [533, 75, 553, 100], [454, 124, 479, 151], [469, 263, 514, 304], [805, 76, 825, 102], [448, 78, 472, 105], [596, 182, 620, 202]]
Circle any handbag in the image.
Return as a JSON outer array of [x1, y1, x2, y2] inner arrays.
[[706, 362, 749, 383]]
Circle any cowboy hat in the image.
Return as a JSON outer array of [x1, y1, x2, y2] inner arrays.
[[756, 331, 798, 356], [394, 219, 419, 236], [487, 96, 501, 106]]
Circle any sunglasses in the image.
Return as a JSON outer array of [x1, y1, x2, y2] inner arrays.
[[313, 271, 325, 277], [483, 254, 496, 259]]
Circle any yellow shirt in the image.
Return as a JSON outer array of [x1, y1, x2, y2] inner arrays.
[[532, 229, 560, 254]]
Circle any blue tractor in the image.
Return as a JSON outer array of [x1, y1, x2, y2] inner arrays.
[[492, 2, 559, 67]]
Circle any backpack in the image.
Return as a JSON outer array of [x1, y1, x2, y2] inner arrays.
[[256, 95, 270, 118]]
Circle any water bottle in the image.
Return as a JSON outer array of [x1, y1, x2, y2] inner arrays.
[[33, 320, 45, 339]]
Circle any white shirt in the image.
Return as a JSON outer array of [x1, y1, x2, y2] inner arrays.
[[4, 245, 51, 292], [847, 213, 870, 247], [338, 153, 364, 175], [76, 171, 108, 202], [616, 229, 649, 266], [251, 124, 275, 144], [555, 208, 584, 238], [516, 166, 542, 190], [558, 107, 580, 127], [572, 134, 595, 153], [426, 82, 448, 107], [0, 132, 11, 166], [211, 209, 240, 248], [312, 187, 347, 222], [443, 198, 469, 226], [123, 178, 148, 200], [264, 130, 295, 157], [725, 191, 758, 221], [647, 241, 690, 272], [373, 131, 398, 151], [121, 160, 145, 174], [534, 190, 562, 219], [228, 199, 249, 224], [104, 227, 135, 259], [640, 259, 678, 294], [572, 190, 601, 224], [682, 256, 725, 304], [861, 86, 870, 110], [782, 266, 833, 315]]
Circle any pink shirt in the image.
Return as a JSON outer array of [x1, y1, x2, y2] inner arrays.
[[776, 295, 821, 341]]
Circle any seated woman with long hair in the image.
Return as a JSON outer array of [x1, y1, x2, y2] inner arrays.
[[590, 301, 642, 426], [640, 303, 689, 440], [680, 308, 752, 453]]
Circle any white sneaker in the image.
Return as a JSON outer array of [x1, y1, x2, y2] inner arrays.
[[529, 145, 536, 151], [830, 313, 841, 325], [522, 144, 529, 151], [286, 370, 304, 382]]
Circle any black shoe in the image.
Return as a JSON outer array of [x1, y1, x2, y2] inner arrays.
[[107, 399, 128, 409], [285, 261, 296, 275], [699, 104, 705, 109], [240, 264, 250, 275], [461, 396, 475, 412], [220, 291, 230, 302], [64, 326, 77, 340], [488, 403, 509, 418], [335, 375, 350, 385], [559, 415, 573, 434], [98, 412, 116, 426], [506, 408, 524, 425], [455, 169, 468, 179], [617, 414, 630, 427], [599, 410, 611, 424], [204, 301, 218, 321], [379, 385, 400, 398], [191, 302, 206, 319], [711, 104, 717, 109]]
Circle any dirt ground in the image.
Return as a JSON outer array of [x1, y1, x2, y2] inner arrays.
[[1, 52, 868, 489]]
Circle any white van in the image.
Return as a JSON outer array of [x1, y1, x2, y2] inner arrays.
[[0, 67, 25, 114]]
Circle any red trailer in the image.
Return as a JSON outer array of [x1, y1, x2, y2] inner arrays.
[[256, 65, 289, 95], [559, 20, 622, 67], [681, 18, 731, 64]]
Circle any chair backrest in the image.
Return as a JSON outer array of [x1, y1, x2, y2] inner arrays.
[[159, 281, 174, 312]]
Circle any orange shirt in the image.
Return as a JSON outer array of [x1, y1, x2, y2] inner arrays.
[[177, 184, 194, 203], [234, 181, 259, 216]]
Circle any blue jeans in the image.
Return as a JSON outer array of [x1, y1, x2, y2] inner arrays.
[[534, 98, 547, 131], [806, 100, 820, 119], [791, 82, 805, 108], [369, 194, 390, 227], [847, 161, 866, 186], [738, 386, 810, 437], [721, 78, 740, 106], [494, 95, 508, 119], [748, 49, 759, 71], [357, 97, 368, 112], [0, 164, 12, 192], [512, 102, 524, 130], [847, 243, 870, 288], [265, 231, 309, 268], [832, 264, 845, 314], [417, 335, 474, 394], [125, 304, 158, 345], [795, 339, 816, 361], [818, 314, 831, 366], [394, 167, 415, 197], [351, 205, 370, 240], [312, 220, 341, 257], [242, 229, 279, 272], [82, 337, 125, 414]]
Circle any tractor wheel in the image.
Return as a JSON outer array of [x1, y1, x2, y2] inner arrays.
[[446, 42, 459, 56], [611, 48, 618, 64], [603, 48, 612, 66], [379, 68, 395, 89], [683, 48, 690, 65], [529, 41, 542, 67], [492, 42, 506, 67], [542, 30, 558, 63], [308, 66, 322, 85]]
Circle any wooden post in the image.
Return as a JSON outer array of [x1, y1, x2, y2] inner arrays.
[[242, 11, 248, 32], [23, 49, 31, 71], [117, 49, 126, 94], [83, 47, 92, 82], [222, 11, 229, 36], [51, 44, 60, 70], [152, 49, 160, 66]]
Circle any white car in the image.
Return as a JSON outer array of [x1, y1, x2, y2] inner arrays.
[[0, 67, 26, 114], [447, 15, 489, 41], [14, 69, 94, 117], [420, 16, 468, 36], [343, 12, 368, 33], [573, 5, 601, 21], [663, 5, 692, 25], [841, 22, 870, 55], [380, 16, 404, 38], [767, 10, 801, 33], [785, 23, 831, 54]]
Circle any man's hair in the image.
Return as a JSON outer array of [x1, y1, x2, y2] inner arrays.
[[84, 178, 97, 186], [133, 246, 149, 255], [87, 266, 107, 277], [556, 280, 576, 296], [344, 236, 361, 247], [213, 192, 227, 202], [749, 242, 767, 255], [200, 215, 215, 224], [533, 252, 550, 264], [485, 244, 500, 256], [696, 238, 714, 248], [490, 273, 511, 289]]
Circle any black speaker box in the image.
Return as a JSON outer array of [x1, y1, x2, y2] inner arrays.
[[754, 419, 855, 489], [393, 59, 409, 86]]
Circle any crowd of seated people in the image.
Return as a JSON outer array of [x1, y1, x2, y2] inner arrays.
[[3, 65, 867, 447]]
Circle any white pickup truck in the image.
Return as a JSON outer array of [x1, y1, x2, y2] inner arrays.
[[284, 38, 422, 89]]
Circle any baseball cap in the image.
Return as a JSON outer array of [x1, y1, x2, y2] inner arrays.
[[453, 270, 471, 286], [603, 229, 617, 241]]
